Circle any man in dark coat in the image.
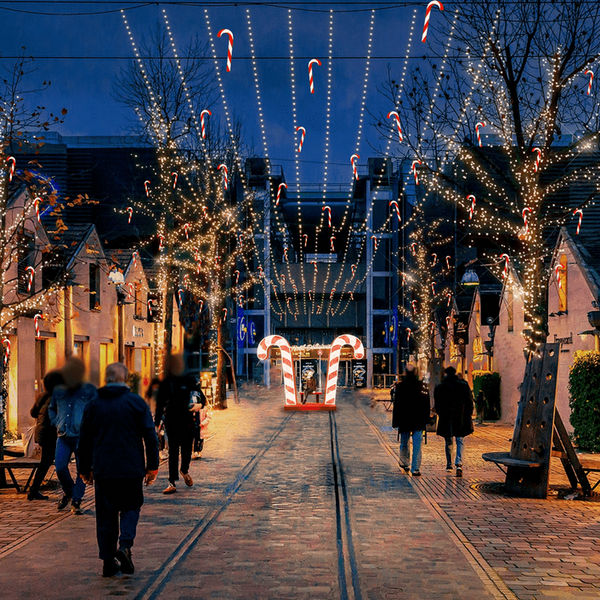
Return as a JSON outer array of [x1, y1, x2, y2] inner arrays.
[[392, 364, 430, 476], [78, 362, 159, 577], [434, 366, 474, 477], [155, 354, 204, 494]]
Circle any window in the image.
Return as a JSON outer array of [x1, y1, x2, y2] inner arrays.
[[89, 264, 101, 310], [134, 282, 143, 319], [558, 254, 568, 312]]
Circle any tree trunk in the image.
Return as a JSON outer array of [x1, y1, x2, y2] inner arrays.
[[215, 319, 228, 409]]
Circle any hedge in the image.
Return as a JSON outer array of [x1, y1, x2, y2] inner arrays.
[[568, 350, 600, 452], [472, 370, 501, 420]]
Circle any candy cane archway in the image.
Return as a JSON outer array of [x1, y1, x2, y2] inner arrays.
[[324, 335, 365, 405], [257, 335, 297, 406]]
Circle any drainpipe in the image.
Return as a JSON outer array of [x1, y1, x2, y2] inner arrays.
[[64, 286, 73, 357]]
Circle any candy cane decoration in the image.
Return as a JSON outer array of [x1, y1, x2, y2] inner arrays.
[[202, 205, 209, 219], [296, 126, 306, 153], [584, 69, 594, 96], [522, 207, 531, 235], [389, 200, 401, 223], [446, 255, 452, 270], [183, 223, 190, 240], [257, 266, 264, 278], [411, 159, 421, 185], [467, 194, 476, 220], [183, 274, 190, 288], [257, 335, 297, 406], [34, 313, 43, 339], [221, 308, 228, 323], [350, 154, 360, 181], [144, 180, 151, 196], [2, 338, 10, 366], [573, 208, 583, 235], [25, 266, 35, 292], [309, 290, 313, 301], [475, 122, 485, 147], [406, 327, 412, 341], [387, 110, 403, 143], [350, 292, 354, 301], [234, 270, 240, 285], [311, 261, 318, 273], [422, 0, 444, 43], [177, 288, 184, 305], [303, 234, 308, 248], [446, 292, 452, 307], [532, 147, 542, 172], [431, 281, 437, 295], [429, 321, 436, 336], [322, 205, 332, 228], [218, 164, 228, 190], [325, 335, 365, 405], [126, 206, 133, 224], [198, 299, 204, 314], [276, 182, 287, 206], [34, 197, 41, 223], [330, 288, 336, 300], [330, 236, 336, 252], [431, 253, 438, 267], [283, 247, 289, 262], [6, 156, 16, 181], [200, 109, 211, 138], [372, 236, 379, 253], [308, 58, 321, 94], [412, 300, 418, 314], [158, 234, 165, 251], [127, 283, 134, 300], [555, 264, 565, 289], [218, 28, 234, 72], [410, 242, 418, 255], [147, 299, 154, 317], [351, 264, 357, 278], [500, 253, 510, 279], [132, 251, 139, 268], [446, 316, 451, 329], [238, 295, 244, 308]]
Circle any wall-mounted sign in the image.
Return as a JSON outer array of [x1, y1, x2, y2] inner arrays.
[[132, 326, 144, 338]]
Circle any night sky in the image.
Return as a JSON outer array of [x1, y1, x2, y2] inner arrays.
[[0, 1, 433, 184]]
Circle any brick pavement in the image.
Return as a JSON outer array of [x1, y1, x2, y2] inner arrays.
[[0, 385, 599, 599]]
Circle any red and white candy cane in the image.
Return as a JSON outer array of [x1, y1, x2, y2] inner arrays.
[[132, 251, 139, 268], [350, 292, 354, 301], [585, 69, 594, 96], [276, 183, 287, 206], [6, 156, 16, 181], [2, 338, 10, 366], [34, 197, 42, 222], [234, 270, 240, 284], [257, 266, 264, 278], [147, 299, 154, 317], [387, 110, 403, 143], [446, 255, 452, 270], [309, 290, 313, 301], [556, 264, 565, 289], [238, 295, 244, 308], [324, 335, 364, 405], [172, 172, 178, 189], [127, 206, 133, 223], [221, 308, 228, 323], [431, 253, 438, 267], [446, 316, 451, 329], [218, 28, 234, 72], [406, 327, 412, 341], [25, 266, 35, 292], [322, 205, 332, 227], [446, 292, 452, 307], [183, 222, 190, 240], [178, 288, 184, 305], [296, 126, 306, 153], [34, 313, 43, 339], [372, 235, 379, 253], [198, 299, 204, 313], [144, 180, 151, 196], [431, 281, 437, 295], [127, 283, 134, 300], [411, 159, 421, 185], [573, 208, 583, 234], [532, 147, 542, 172], [283, 247, 289, 262], [330, 236, 336, 252], [410, 242, 418, 255], [467, 194, 476, 220], [281, 274, 286, 285], [475, 122, 485, 147], [303, 234, 308, 247], [429, 321, 436, 337], [500, 253, 510, 278], [257, 335, 297, 406], [422, 0, 444, 43], [183, 274, 190, 288], [158, 234, 165, 251], [412, 299, 418, 313], [522, 207, 531, 235], [350, 154, 360, 181], [351, 264, 357, 278], [389, 200, 401, 223], [311, 261, 318, 273], [200, 109, 211, 139], [202, 205, 209, 219], [308, 58, 322, 94], [330, 288, 336, 300], [218, 164, 228, 190]]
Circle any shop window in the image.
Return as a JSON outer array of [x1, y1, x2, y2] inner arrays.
[[89, 263, 101, 310]]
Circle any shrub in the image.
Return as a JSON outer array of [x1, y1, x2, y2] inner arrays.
[[472, 370, 501, 420], [568, 350, 600, 452]]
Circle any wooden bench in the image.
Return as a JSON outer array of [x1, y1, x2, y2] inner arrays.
[[579, 459, 600, 492], [299, 391, 323, 404], [372, 396, 393, 411], [0, 458, 41, 493], [482, 451, 542, 471]]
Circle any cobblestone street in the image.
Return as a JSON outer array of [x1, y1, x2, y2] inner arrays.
[[1, 387, 600, 599]]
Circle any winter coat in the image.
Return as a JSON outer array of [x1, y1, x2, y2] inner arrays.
[[199, 406, 211, 439], [30, 391, 57, 446], [48, 383, 98, 438], [434, 374, 474, 438], [155, 374, 204, 431], [78, 383, 159, 480], [392, 373, 430, 433]]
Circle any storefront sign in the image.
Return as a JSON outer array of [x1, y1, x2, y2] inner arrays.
[[132, 326, 144, 338]]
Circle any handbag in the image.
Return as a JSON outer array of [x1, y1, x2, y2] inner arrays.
[[426, 411, 438, 433]]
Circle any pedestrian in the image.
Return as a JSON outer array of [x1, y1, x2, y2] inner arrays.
[[434, 366, 474, 477], [27, 370, 64, 501], [303, 373, 317, 403], [48, 357, 98, 514], [155, 354, 204, 494], [475, 390, 485, 425], [193, 393, 211, 459], [390, 377, 399, 404], [392, 364, 430, 477], [78, 362, 159, 577]]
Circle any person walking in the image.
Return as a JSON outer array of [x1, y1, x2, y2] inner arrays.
[[78, 362, 159, 577], [48, 357, 97, 513], [27, 370, 64, 501], [193, 394, 211, 459], [155, 354, 204, 494], [434, 366, 474, 477], [392, 364, 430, 476]]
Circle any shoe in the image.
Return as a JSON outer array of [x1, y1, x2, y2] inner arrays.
[[446, 465, 453, 472], [57, 495, 71, 510], [115, 548, 134, 575], [71, 500, 83, 515], [411, 471, 421, 477], [163, 483, 177, 494], [27, 491, 48, 501], [398, 462, 409, 473], [456, 467, 463, 478], [181, 471, 193, 487], [102, 558, 120, 577]]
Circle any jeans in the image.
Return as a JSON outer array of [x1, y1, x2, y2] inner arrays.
[[55, 436, 86, 502], [165, 426, 193, 484], [95, 478, 142, 561], [29, 435, 57, 496], [399, 430, 424, 473], [444, 436, 464, 467]]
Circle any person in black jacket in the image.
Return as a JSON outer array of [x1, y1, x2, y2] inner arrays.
[[155, 354, 205, 494], [434, 366, 474, 477], [392, 364, 430, 476], [78, 362, 159, 577], [27, 370, 64, 501]]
